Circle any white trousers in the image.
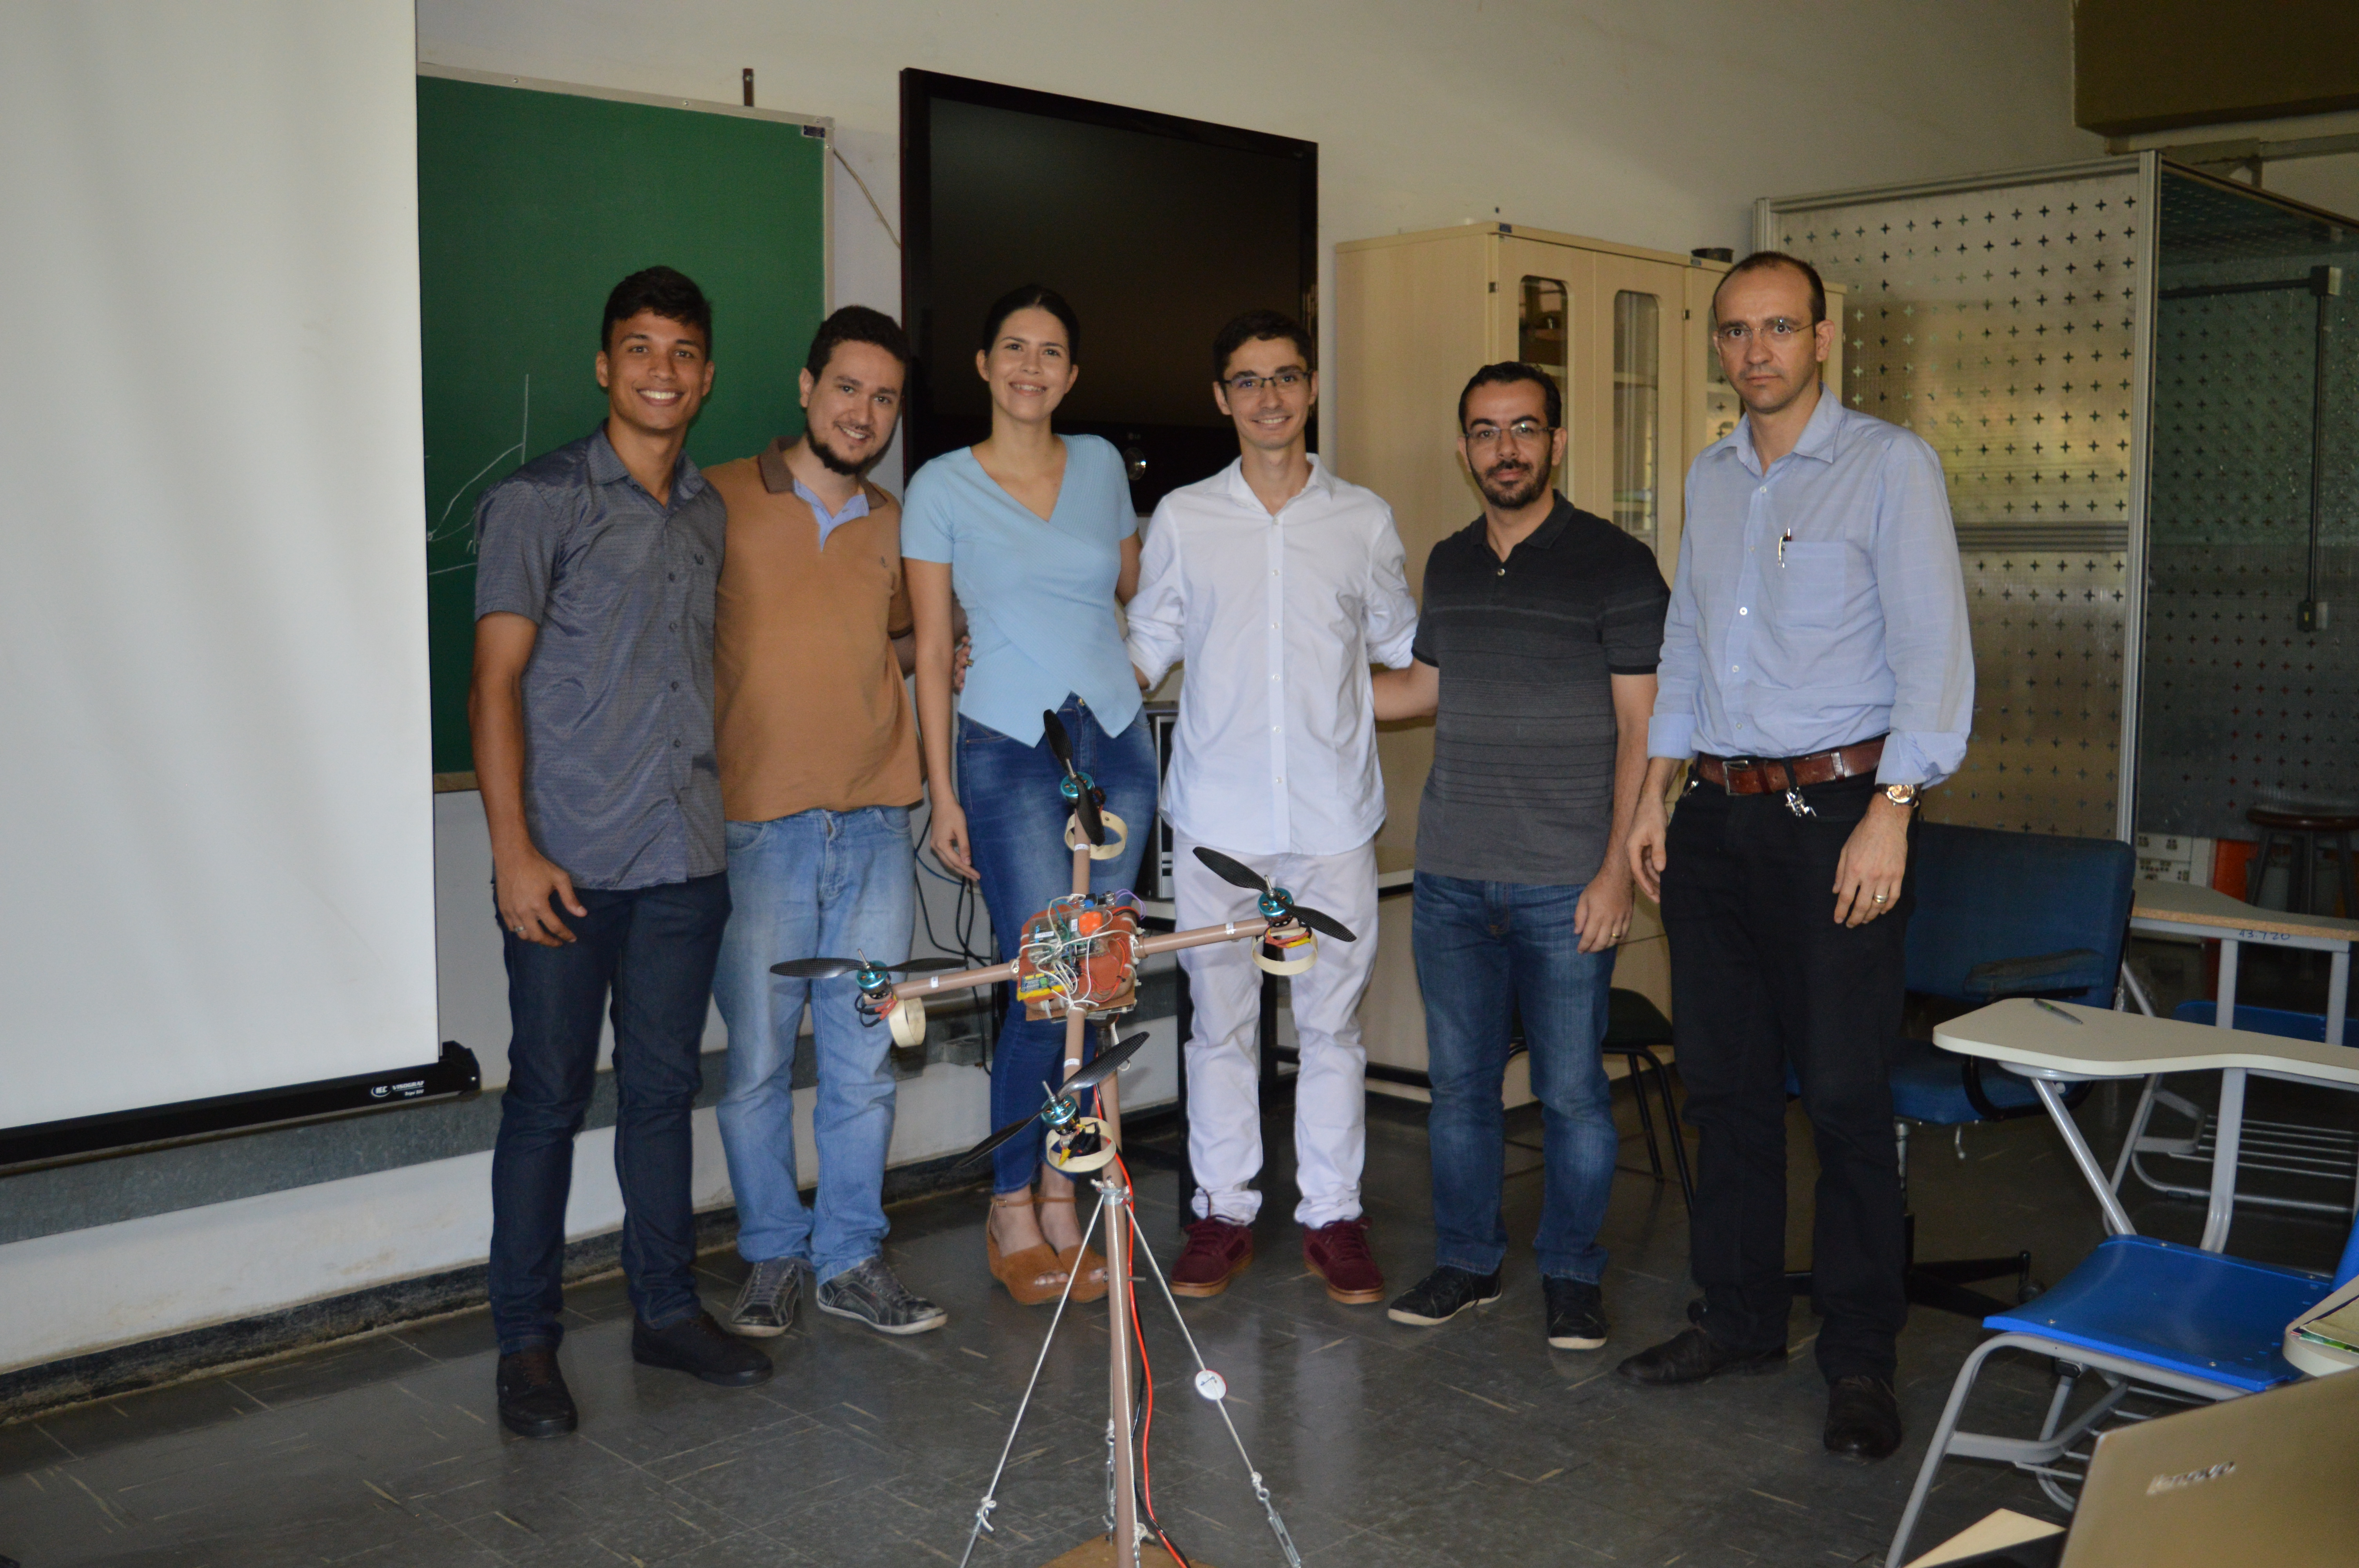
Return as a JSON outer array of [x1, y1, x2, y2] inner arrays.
[[1173, 831, 1381, 1227]]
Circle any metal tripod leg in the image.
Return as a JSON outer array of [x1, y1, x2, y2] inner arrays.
[[958, 1194, 1109, 1568]]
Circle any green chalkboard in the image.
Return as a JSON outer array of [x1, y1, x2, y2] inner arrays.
[[417, 72, 828, 775]]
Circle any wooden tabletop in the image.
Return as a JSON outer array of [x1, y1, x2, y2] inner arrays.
[[2130, 878, 2359, 944], [1934, 998, 2359, 1083]]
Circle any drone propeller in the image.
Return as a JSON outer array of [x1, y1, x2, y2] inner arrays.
[[1040, 709, 1107, 848], [953, 1031, 1150, 1169], [1064, 1029, 1150, 1095], [768, 955, 965, 980], [1189, 846, 1358, 942]]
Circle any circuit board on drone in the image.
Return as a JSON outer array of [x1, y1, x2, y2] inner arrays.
[[1012, 895, 1143, 1020]]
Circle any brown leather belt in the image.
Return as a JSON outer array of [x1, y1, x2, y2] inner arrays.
[[1697, 738, 1885, 796]]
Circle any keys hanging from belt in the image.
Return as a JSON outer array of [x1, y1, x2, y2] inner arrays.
[[1783, 786, 1816, 818]]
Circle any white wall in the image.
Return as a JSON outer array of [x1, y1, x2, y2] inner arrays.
[[416, 0, 2104, 475], [10, 0, 2106, 1379]]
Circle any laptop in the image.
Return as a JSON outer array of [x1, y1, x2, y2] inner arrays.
[[1916, 1369, 2359, 1567]]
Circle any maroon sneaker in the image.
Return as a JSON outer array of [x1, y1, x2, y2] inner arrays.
[[1170, 1218, 1254, 1298], [1303, 1218, 1385, 1304]]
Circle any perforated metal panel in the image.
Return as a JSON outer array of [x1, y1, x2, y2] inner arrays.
[[2139, 171, 2359, 838], [1768, 167, 2145, 837]]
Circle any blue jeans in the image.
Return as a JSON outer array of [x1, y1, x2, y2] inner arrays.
[[958, 695, 1156, 1193], [489, 871, 731, 1355], [1413, 872, 1616, 1283], [711, 807, 915, 1281]]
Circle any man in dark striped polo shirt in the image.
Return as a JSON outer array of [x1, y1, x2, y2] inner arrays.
[[1373, 361, 1668, 1352]]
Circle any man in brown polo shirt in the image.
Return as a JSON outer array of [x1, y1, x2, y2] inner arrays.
[[706, 306, 947, 1339]]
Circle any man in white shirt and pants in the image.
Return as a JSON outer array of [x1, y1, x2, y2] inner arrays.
[[1128, 310, 1419, 1305]]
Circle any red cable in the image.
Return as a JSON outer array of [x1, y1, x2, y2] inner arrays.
[[1112, 1153, 1189, 1568]]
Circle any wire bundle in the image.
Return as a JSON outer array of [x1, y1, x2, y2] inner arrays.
[[1017, 892, 1144, 1016]]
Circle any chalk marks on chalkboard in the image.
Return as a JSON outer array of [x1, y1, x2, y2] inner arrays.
[[426, 374, 529, 575]]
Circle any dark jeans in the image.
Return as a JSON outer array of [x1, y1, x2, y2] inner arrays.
[[958, 695, 1156, 1194], [1661, 771, 1911, 1382], [488, 871, 731, 1355], [1412, 872, 1617, 1283]]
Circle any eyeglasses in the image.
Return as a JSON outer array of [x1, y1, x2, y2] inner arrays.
[[1223, 368, 1309, 395], [1463, 418, 1553, 450], [1713, 317, 1811, 346]]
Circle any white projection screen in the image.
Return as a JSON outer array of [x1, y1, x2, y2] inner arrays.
[[0, 3, 439, 1134]]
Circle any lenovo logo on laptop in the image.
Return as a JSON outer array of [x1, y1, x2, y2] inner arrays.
[[2145, 1460, 2235, 1497]]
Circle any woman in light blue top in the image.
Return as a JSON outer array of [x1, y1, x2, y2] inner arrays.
[[903, 285, 1156, 1305]]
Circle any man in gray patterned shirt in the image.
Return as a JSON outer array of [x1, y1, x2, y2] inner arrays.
[[470, 267, 771, 1439]]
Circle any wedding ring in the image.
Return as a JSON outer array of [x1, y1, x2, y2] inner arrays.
[[1871, 893, 1888, 904]]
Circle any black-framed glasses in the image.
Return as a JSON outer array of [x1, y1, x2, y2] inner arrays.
[[1713, 317, 1810, 346], [1223, 368, 1310, 395], [1463, 418, 1552, 450]]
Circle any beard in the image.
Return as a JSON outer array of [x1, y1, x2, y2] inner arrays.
[[809, 426, 878, 477], [1475, 458, 1550, 512]]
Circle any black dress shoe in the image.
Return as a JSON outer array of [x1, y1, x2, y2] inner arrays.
[[1823, 1374, 1903, 1460], [496, 1346, 578, 1438], [1615, 1325, 1787, 1386], [632, 1310, 774, 1387]]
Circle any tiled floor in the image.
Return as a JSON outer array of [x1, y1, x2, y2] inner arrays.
[[3, 1080, 2348, 1567]]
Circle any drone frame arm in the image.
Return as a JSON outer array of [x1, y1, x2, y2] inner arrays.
[[886, 916, 1276, 1002]]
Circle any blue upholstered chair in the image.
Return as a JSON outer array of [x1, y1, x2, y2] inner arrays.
[[1787, 824, 2139, 1319]]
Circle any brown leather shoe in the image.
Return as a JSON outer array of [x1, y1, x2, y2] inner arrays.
[[1302, 1218, 1385, 1304], [1169, 1218, 1254, 1298]]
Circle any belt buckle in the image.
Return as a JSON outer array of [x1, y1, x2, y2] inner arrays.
[[1720, 757, 1755, 795]]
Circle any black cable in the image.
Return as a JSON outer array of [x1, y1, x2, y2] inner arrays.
[[914, 847, 991, 967], [912, 839, 1001, 1064]]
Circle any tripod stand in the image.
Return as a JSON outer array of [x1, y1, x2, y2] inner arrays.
[[779, 713, 1347, 1567], [957, 1082, 1303, 1568]]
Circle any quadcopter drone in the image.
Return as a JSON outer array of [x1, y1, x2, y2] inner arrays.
[[773, 708, 1358, 1055]]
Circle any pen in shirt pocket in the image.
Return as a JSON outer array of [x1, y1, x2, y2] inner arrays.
[[1777, 527, 1793, 567]]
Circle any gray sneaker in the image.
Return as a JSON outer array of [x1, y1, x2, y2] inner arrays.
[[725, 1256, 810, 1338], [816, 1256, 948, 1336]]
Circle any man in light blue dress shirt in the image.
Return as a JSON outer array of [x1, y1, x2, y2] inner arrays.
[[1616, 253, 1972, 1463]]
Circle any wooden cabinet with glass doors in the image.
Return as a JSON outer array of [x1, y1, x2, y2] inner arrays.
[[1333, 223, 1840, 1080]]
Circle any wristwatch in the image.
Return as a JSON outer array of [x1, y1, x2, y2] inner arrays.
[[1882, 783, 1921, 809]]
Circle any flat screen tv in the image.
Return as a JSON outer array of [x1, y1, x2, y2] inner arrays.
[[900, 70, 1318, 514]]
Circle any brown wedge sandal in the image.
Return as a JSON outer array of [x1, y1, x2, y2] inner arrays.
[[1037, 1189, 1110, 1304], [986, 1192, 1070, 1306]]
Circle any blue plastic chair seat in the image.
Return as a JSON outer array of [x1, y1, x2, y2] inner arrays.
[[1781, 1039, 2044, 1123], [1983, 1235, 2328, 1393], [2170, 999, 2334, 1043], [1887, 1037, 2041, 1124]]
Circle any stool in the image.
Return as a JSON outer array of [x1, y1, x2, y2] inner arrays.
[[1601, 988, 1694, 1212], [2245, 806, 2359, 918]]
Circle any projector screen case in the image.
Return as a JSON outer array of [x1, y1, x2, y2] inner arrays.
[[0, 3, 441, 1133]]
